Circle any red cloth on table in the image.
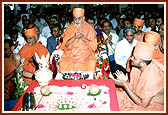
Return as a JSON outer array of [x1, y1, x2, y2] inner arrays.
[[11, 79, 119, 111]]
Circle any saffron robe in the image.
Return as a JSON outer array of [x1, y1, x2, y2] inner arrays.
[[152, 48, 164, 65], [58, 21, 97, 72], [117, 59, 164, 111], [19, 42, 49, 85], [4, 58, 16, 99]]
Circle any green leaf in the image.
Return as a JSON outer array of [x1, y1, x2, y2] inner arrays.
[[100, 56, 103, 62], [42, 92, 52, 96], [98, 64, 101, 68], [87, 89, 102, 96]]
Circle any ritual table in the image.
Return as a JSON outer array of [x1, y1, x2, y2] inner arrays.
[[11, 79, 119, 111]]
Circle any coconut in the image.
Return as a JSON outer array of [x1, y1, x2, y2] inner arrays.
[[40, 85, 51, 95], [89, 84, 99, 95]]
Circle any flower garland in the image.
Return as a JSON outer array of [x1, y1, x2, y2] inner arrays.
[[12, 73, 27, 99], [95, 28, 111, 79]]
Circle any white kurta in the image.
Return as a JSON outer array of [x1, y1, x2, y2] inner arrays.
[[13, 36, 26, 54], [114, 39, 138, 68], [103, 32, 119, 57], [38, 34, 47, 47], [41, 25, 52, 39]]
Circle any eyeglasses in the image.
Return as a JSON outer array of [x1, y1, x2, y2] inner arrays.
[[73, 16, 83, 21], [26, 35, 38, 39]]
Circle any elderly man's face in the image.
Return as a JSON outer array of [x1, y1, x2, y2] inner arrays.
[[26, 35, 39, 46], [125, 30, 134, 44], [73, 16, 85, 27]]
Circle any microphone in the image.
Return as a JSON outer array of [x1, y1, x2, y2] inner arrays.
[[20, 58, 25, 64], [19, 58, 25, 78]]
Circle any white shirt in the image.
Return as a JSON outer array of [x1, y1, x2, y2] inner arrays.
[[142, 24, 151, 32], [120, 14, 126, 19], [61, 22, 70, 32], [34, 19, 43, 33], [16, 20, 24, 32], [4, 34, 10, 39], [41, 25, 52, 39], [5, 32, 23, 40], [110, 18, 118, 30], [39, 18, 46, 25], [13, 36, 26, 54], [142, 24, 159, 32], [103, 32, 119, 57], [105, 13, 110, 20], [38, 34, 47, 47], [119, 28, 124, 42], [115, 39, 138, 68]]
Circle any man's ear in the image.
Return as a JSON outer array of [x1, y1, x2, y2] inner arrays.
[[38, 32, 40, 36], [35, 35, 40, 42], [83, 16, 85, 21]]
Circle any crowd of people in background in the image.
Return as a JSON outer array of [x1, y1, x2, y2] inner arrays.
[[4, 4, 165, 111], [4, 4, 164, 54]]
